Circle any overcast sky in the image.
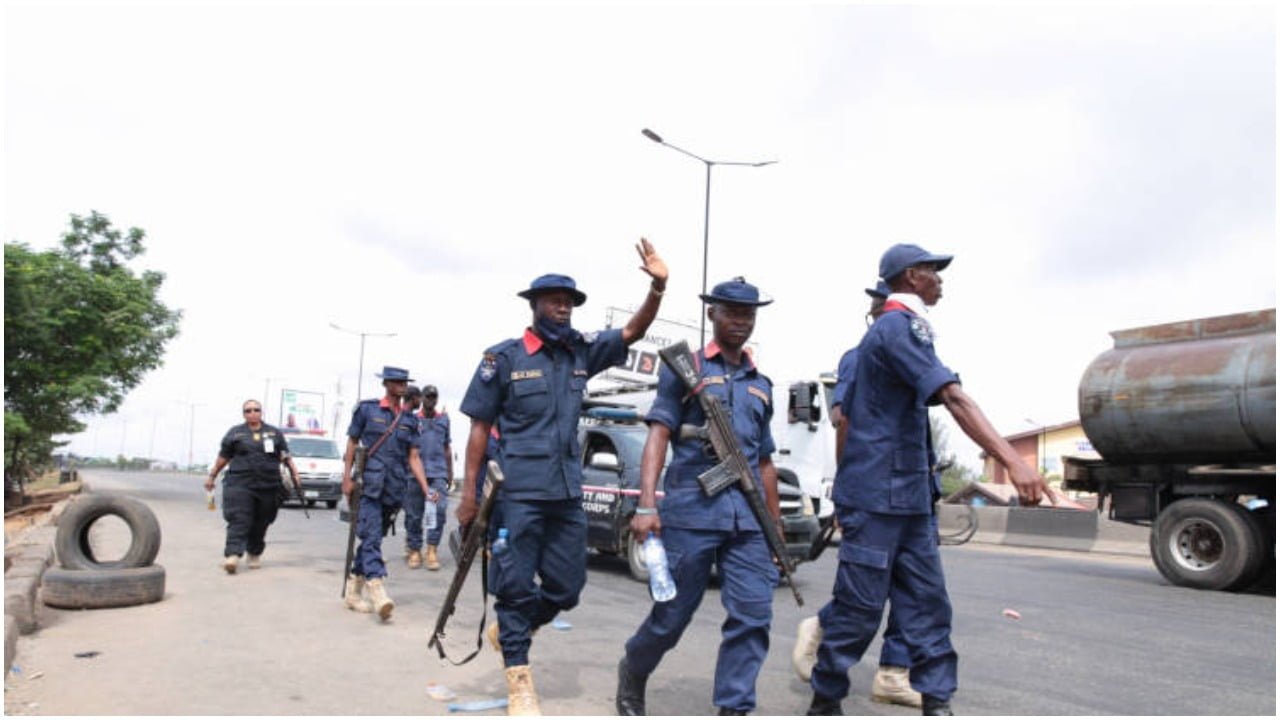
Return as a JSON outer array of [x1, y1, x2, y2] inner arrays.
[[4, 2, 1275, 471]]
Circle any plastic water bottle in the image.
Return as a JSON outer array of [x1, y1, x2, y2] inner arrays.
[[206, 491, 216, 511], [492, 527, 510, 556], [643, 533, 677, 602], [425, 497, 438, 530]]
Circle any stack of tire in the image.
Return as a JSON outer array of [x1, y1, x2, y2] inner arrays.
[[42, 494, 166, 609]]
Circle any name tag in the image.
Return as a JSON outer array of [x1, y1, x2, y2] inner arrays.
[[511, 369, 544, 380], [263, 438, 275, 453]]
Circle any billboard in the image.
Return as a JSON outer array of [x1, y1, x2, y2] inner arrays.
[[279, 389, 325, 433]]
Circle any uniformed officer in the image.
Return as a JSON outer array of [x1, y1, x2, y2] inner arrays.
[[205, 399, 301, 574], [404, 384, 451, 571], [457, 239, 668, 716], [341, 366, 432, 621], [615, 277, 781, 717], [793, 280, 923, 709], [805, 244, 1053, 716]]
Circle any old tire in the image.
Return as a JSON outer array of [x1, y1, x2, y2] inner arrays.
[[55, 494, 162, 571], [626, 533, 650, 583], [1150, 499, 1264, 591], [41, 565, 166, 609]]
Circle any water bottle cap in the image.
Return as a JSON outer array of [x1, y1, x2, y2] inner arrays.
[[498, 528, 509, 538]]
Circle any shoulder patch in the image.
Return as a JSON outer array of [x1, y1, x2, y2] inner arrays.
[[479, 353, 498, 383], [910, 316, 935, 345], [748, 386, 771, 404]]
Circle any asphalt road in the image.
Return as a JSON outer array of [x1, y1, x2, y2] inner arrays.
[[5, 471, 1275, 716]]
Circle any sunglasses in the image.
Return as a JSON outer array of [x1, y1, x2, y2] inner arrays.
[[243, 407, 262, 413]]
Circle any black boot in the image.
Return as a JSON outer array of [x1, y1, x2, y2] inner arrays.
[[806, 694, 844, 715], [922, 695, 953, 716], [615, 656, 647, 716], [717, 708, 748, 715]]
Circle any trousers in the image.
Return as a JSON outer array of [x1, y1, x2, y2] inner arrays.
[[487, 498, 587, 666], [623, 526, 778, 712], [222, 483, 280, 557], [404, 477, 450, 549], [810, 508, 957, 702]]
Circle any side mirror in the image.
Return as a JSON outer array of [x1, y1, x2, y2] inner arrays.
[[589, 451, 621, 472], [788, 382, 822, 428]]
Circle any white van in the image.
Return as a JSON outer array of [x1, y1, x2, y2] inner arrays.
[[770, 373, 841, 522]]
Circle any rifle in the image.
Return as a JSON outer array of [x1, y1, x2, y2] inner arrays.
[[428, 459, 505, 665], [340, 447, 366, 598], [287, 466, 310, 519], [659, 340, 804, 607]]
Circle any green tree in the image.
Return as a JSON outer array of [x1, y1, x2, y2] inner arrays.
[[930, 411, 980, 498], [4, 211, 181, 504]]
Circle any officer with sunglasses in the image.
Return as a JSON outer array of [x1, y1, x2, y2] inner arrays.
[[205, 399, 300, 574]]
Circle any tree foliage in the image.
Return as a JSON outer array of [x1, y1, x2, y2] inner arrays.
[[4, 211, 181, 501], [930, 411, 981, 497]]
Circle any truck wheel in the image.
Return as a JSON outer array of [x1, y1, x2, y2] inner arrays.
[[1150, 498, 1264, 591], [55, 494, 162, 571], [626, 533, 650, 583], [41, 565, 166, 609]]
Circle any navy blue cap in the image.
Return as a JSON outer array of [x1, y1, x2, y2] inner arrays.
[[375, 366, 414, 382], [405, 385, 422, 398], [864, 280, 891, 299], [517, 273, 587, 306], [879, 243, 953, 282], [699, 276, 773, 307]]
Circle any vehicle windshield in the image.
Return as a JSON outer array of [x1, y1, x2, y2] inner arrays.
[[288, 438, 341, 459]]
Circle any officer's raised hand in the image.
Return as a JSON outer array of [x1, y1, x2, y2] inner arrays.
[[635, 237, 668, 285]]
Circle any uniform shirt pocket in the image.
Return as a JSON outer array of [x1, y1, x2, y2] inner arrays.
[[511, 377, 551, 417], [504, 437, 551, 458]]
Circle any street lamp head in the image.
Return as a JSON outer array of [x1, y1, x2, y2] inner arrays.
[[752, 160, 778, 167], [641, 128, 664, 143]]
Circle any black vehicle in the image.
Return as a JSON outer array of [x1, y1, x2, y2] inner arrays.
[[578, 408, 821, 582]]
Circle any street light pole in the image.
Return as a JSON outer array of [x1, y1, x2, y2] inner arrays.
[[329, 323, 397, 402], [641, 128, 776, 348]]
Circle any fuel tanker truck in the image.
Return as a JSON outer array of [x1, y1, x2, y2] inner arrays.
[[1063, 309, 1275, 591]]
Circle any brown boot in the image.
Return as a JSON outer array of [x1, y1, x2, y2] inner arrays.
[[344, 575, 374, 613], [504, 664, 542, 716], [365, 577, 395, 621], [406, 549, 423, 569], [426, 545, 441, 571]]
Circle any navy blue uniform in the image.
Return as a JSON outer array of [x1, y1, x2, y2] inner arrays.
[[812, 302, 960, 704], [217, 423, 290, 558], [622, 342, 779, 713], [460, 327, 627, 666], [831, 344, 911, 670], [405, 409, 452, 549], [347, 397, 421, 580]]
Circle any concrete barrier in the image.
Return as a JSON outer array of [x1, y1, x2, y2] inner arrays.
[[4, 614, 16, 674], [937, 504, 1149, 557], [4, 572, 40, 634]]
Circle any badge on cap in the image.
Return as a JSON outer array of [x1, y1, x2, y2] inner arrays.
[[910, 317, 935, 345], [479, 353, 497, 383]]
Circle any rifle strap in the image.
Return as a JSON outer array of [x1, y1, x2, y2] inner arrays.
[[365, 407, 403, 462], [432, 535, 492, 666]]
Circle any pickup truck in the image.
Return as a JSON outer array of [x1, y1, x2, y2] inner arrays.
[[577, 408, 821, 582]]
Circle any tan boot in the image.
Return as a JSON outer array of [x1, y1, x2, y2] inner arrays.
[[222, 555, 240, 574], [426, 545, 441, 571], [365, 577, 395, 620], [407, 549, 423, 569], [487, 621, 502, 653], [791, 616, 822, 681], [871, 665, 923, 708], [344, 575, 374, 613], [504, 664, 542, 716]]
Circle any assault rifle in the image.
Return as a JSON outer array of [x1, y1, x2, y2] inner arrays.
[[659, 340, 804, 607], [340, 447, 366, 598], [428, 459, 505, 664]]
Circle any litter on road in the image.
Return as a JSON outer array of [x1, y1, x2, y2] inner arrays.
[[447, 697, 509, 713], [1002, 608, 1022, 621], [427, 683, 457, 701], [551, 618, 572, 631]]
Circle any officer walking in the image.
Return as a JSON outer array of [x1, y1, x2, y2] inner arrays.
[[205, 399, 301, 574], [403, 384, 452, 571], [615, 277, 781, 717], [457, 239, 668, 716], [341, 366, 432, 621], [793, 280, 923, 709], [805, 244, 1053, 716]]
